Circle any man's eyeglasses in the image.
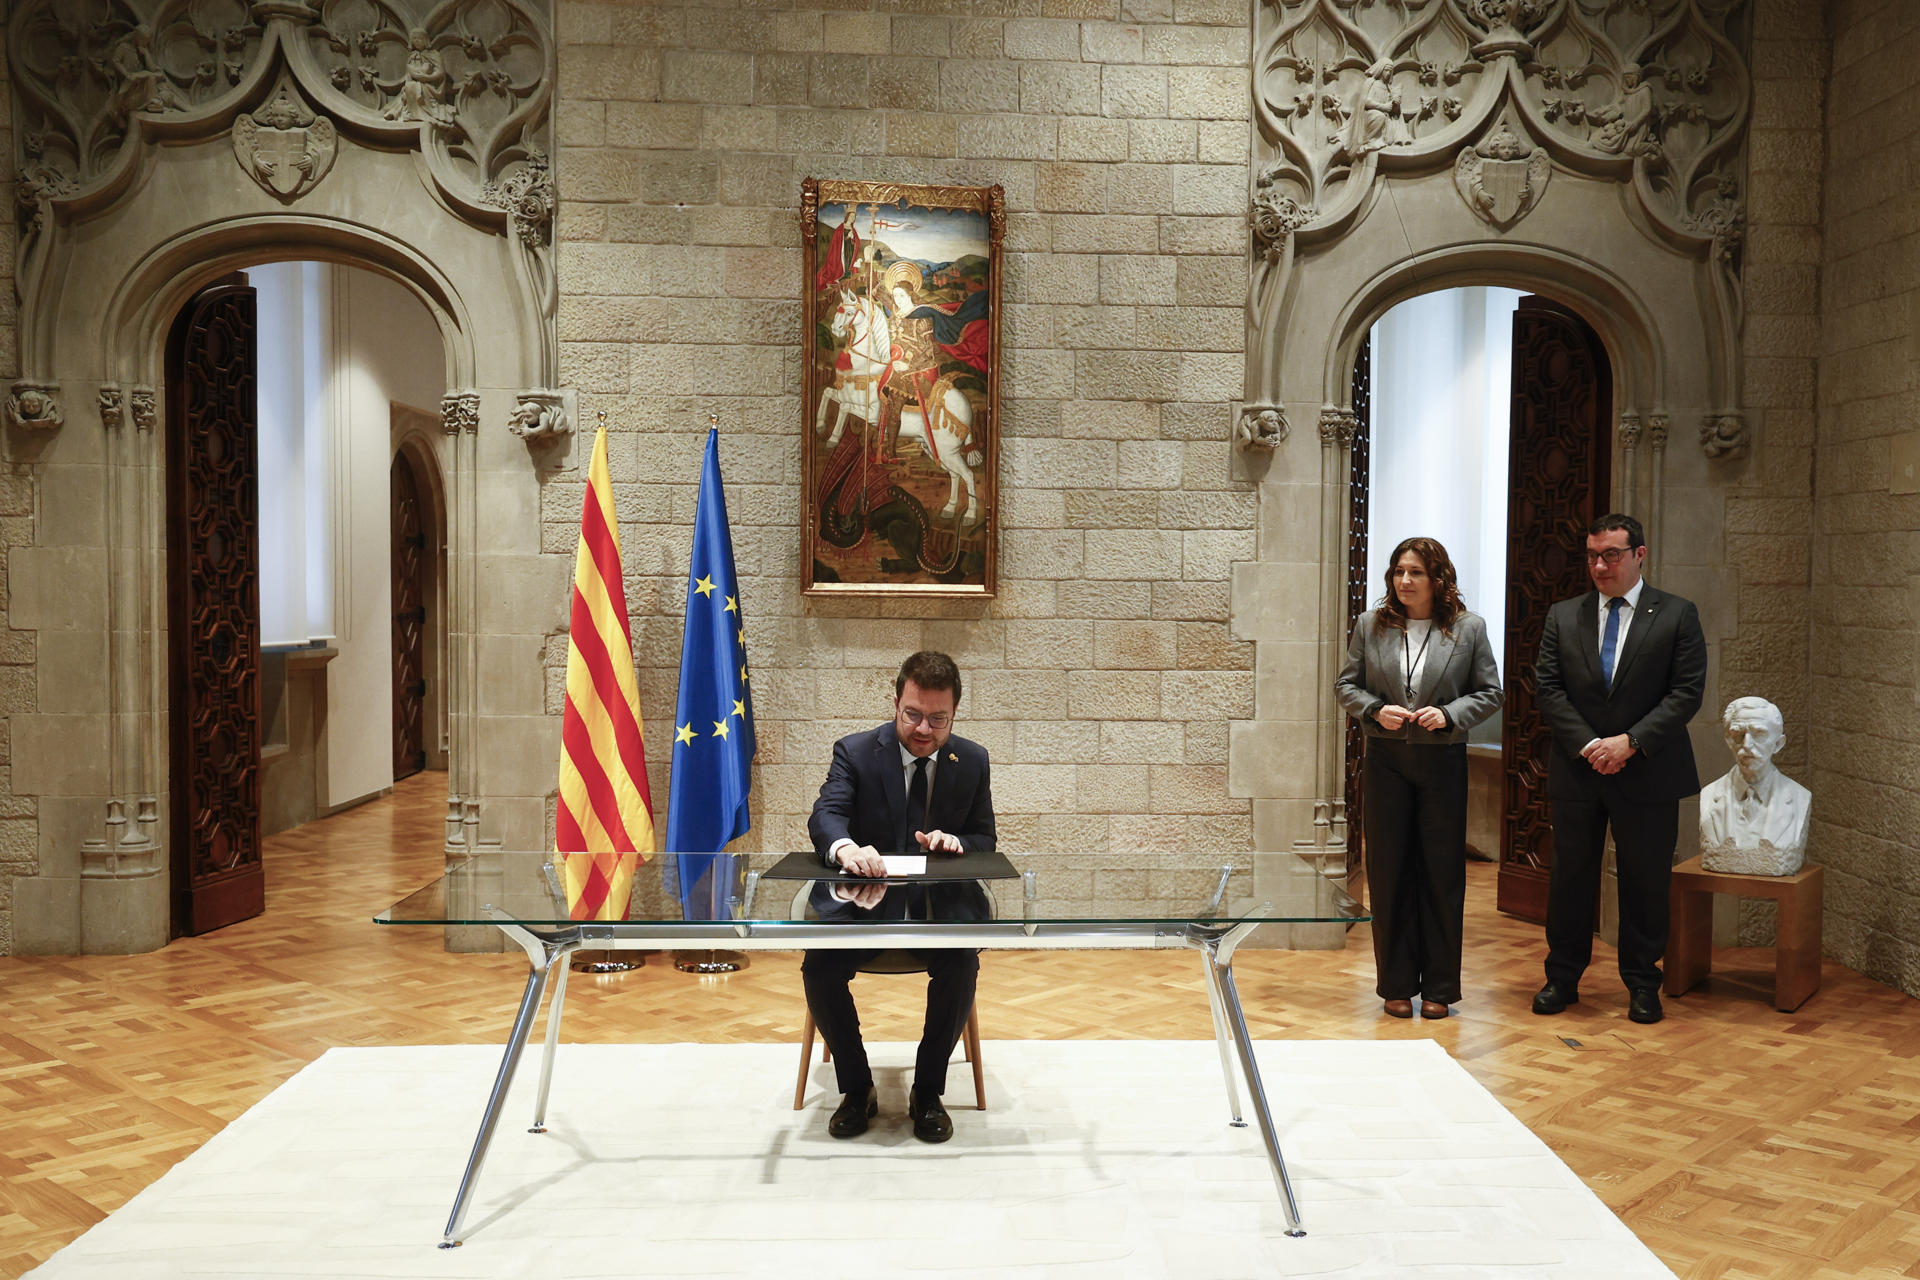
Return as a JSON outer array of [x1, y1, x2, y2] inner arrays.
[[899, 709, 952, 729], [1585, 547, 1637, 565]]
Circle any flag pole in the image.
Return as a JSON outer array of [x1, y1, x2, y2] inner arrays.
[[673, 406, 748, 975]]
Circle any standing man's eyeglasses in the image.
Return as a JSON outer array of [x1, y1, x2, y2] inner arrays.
[[1585, 548, 1636, 565], [899, 709, 951, 729]]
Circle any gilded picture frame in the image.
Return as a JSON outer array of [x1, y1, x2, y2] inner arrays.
[[800, 178, 1004, 598]]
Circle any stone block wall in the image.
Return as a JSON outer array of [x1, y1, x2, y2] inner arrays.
[[1719, 0, 1827, 948], [550, 1, 1259, 854], [0, 34, 27, 956], [1810, 0, 1920, 994]]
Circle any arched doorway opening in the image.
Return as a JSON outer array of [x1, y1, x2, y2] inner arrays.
[[1340, 286, 1616, 927], [163, 262, 449, 937]]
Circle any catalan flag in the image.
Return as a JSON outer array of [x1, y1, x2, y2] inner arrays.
[[555, 426, 654, 921], [665, 427, 756, 914]]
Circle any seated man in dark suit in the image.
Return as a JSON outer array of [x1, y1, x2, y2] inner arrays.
[[803, 650, 995, 1143]]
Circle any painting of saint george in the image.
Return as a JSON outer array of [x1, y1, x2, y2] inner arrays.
[[801, 178, 1003, 597]]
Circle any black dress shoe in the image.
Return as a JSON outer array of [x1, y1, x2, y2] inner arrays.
[[1532, 981, 1579, 1015], [828, 1086, 877, 1138], [908, 1084, 952, 1144], [1628, 988, 1664, 1024]]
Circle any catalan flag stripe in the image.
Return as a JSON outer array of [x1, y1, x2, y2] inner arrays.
[[557, 427, 655, 922]]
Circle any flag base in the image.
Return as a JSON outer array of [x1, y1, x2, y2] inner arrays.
[[673, 949, 747, 974], [570, 949, 641, 973]]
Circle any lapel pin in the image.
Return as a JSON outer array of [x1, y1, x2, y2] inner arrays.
[[948, 752, 958, 762]]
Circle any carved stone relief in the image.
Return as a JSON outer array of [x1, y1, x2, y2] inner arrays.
[[6, 380, 63, 431], [1251, 1, 1753, 447], [1236, 404, 1288, 451], [1699, 411, 1748, 459], [441, 390, 480, 435], [99, 383, 125, 431], [1617, 411, 1644, 449], [508, 388, 570, 443], [1317, 404, 1357, 450], [233, 69, 337, 200], [1452, 115, 1551, 229], [130, 385, 157, 432], [7, 0, 556, 376]]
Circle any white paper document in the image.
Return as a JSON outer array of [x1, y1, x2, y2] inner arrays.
[[880, 855, 926, 876]]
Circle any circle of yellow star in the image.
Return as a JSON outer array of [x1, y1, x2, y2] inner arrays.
[[731, 699, 746, 720], [694, 575, 716, 597], [724, 595, 738, 614], [675, 723, 697, 745], [712, 720, 731, 740]]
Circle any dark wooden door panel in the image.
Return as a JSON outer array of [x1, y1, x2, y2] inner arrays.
[[1344, 334, 1372, 896], [1498, 296, 1612, 923], [391, 451, 427, 782], [167, 279, 264, 937]]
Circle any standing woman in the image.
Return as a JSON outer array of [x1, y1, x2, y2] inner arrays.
[[1336, 538, 1503, 1019]]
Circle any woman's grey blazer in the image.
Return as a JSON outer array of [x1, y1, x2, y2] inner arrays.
[[1336, 610, 1504, 746]]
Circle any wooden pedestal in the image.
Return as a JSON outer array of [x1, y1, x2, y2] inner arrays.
[[1665, 855, 1823, 1012]]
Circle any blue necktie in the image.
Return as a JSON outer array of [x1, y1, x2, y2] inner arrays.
[[1601, 596, 1625, 688]]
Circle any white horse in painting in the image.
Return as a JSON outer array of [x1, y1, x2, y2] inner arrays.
[[816, 289, 890, 448], [815, 289, 984, 526], [897, 371, 981, 527]]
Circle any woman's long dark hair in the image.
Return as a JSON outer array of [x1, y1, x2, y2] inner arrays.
[[1373, 536, 1465, 635]]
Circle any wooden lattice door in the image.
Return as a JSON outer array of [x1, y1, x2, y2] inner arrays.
[[166, 278, 264, 937], [1343, 335, 1372, 894], [391, 451, 428, 781], [1497, 296, 1613, 923]]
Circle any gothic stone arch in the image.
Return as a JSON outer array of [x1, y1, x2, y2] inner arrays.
[[1229, 1, 1753, 862], [4, 1, 567, 954]]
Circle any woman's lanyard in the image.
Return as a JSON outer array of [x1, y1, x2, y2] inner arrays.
[[1402, 623, 1434, 705]]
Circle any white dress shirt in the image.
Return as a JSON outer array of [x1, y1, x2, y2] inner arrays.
[[828, 743, 937, 863], [1596, 578, 1645, 656]]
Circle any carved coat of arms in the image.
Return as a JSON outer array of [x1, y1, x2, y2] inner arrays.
[[1453, 120, 1551, 229], [233, 73, 337, 201]]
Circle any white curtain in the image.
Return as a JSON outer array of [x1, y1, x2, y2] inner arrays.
[[1365, 287, 1523, 739], [252, 261, 335, 648]]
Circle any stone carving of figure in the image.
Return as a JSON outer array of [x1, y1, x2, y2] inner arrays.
[[1591, 67, 1655, 156], [6, 382, 64, 432], [384, 28, 456, 125], [1698, 696, 1811, 875], [107, 26, 188, 121], [1343, 60, 1409, 162]]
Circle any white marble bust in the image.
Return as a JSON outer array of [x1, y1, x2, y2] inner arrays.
[[1699, 696, 1811, 875]]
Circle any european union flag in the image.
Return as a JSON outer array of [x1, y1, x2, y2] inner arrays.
[[665, 427, 756, 915]]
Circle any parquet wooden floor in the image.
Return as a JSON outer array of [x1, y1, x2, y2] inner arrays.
[[3, 771, 1918, 1278]]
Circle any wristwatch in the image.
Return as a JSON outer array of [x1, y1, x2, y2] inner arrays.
[[1626, 733, 1641, 752]]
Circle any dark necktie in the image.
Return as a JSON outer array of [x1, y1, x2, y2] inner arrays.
[[906, 756, 929, 849], [1601, 596, 1625, 688]]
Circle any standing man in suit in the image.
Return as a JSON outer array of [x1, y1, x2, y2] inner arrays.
[[804, 650, 995, 1143], [1533, 514, 1707, 1024]]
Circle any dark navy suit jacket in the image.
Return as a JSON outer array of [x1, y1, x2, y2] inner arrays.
[[1535, 584, 1707, 804], [805, 721, 996, 923]]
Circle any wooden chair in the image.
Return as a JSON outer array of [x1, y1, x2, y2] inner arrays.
[[789, 886, 986, 1110]]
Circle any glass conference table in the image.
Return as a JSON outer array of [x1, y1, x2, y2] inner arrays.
[[377, 850, 1365, 1247]]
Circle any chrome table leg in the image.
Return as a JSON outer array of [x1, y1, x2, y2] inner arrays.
[[529, 960, 572, 1133], [1191, 926, 1305, 1237], [1199, 948, 1247, 1127], [440, 933, 566, 1248]]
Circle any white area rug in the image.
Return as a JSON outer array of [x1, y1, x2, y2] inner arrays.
[[28, 1040, 1673, 1279]]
